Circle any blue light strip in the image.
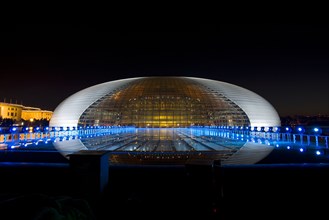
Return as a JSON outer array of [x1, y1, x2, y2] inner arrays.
[[0, 126, 328, 150]]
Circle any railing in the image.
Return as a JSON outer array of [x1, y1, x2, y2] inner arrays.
[[0, 126, 328, 149], [0, 126, 134, 145]]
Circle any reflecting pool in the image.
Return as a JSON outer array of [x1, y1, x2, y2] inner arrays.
[[2, 128, 328, 165]]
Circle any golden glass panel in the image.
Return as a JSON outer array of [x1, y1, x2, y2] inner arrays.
[[78, 77, 250, 127]]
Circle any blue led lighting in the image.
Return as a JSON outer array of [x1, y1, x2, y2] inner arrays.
[[273, 127, 281, 133]]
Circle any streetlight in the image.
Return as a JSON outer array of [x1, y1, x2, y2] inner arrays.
[[29, 118, 34, 127]]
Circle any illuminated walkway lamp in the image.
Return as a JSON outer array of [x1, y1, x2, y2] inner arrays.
[[312, 127, 322, 147], [282, 126, 292, 141], [9, 126, 18, 133], [22, 126, 29, 133], [296, 126, 305, 134], [312, 127, 322, 135], [294, 126, 305, 144], [273, 126, 281, 133], [284, 126, 292, 133]]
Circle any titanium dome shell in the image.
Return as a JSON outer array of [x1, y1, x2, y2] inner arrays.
[[50, 77, 280, 129]]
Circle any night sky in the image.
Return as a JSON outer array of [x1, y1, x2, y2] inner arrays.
[[0, 23, 328, 117]]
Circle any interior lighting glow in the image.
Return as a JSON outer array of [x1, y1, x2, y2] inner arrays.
[[50, 77, 281, 130]]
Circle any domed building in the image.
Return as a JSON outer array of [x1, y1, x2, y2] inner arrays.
[[50, 77, 280, 164], [50, 77, 280, 129]]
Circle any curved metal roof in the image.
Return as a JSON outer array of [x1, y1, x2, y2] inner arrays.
[[189, 77, 280, 127], [50, 77, 280, 128]]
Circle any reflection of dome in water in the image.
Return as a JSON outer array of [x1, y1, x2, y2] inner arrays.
[[50, 77, 279, 164], [50, 77, 280, 128], [53, 131, 274, 165]]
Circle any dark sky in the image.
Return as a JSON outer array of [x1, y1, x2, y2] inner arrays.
[[0, 23, 328, 117]]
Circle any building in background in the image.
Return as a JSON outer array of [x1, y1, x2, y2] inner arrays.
[[0, 102, 53, 122], [21, 106, 53, 121], [0, 102, 23, 121]]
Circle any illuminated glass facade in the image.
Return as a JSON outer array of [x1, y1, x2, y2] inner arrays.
[[50, 76, 280, 129], [78, 77, 249, 128], [50, 77, 281, 163]]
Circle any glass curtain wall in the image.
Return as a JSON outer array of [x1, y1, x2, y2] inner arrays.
[[78, 77, 250, 128]]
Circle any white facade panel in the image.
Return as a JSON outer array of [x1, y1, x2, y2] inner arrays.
[[50, 77, 142, 128], [187, 77, 281, 127]]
